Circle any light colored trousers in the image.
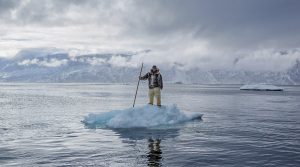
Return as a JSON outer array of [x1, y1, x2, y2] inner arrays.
[[148, 87, 161, 106]]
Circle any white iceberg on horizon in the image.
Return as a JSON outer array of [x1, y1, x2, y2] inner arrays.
[[240, 83, 283, 91]]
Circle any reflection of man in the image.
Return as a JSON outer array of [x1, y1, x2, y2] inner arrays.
[[140, 65, 163, 106], [147, 138, 162, 167]]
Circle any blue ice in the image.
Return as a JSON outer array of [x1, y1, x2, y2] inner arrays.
[[82, 104, 202, 128]]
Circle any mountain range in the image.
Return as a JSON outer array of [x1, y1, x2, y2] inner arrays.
[[0, 49, 299, 85]]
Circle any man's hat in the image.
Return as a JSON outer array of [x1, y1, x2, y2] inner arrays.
[[151, 65, 159, 73]]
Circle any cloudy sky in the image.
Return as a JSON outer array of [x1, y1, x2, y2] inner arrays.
[[0, 0, 300, 71]]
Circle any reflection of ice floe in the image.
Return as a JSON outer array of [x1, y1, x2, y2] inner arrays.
[[113, 128, 181, 140], [82, 104, 202, 128], [240, 84, 283, 91]]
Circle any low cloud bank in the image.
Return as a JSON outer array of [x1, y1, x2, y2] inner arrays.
[[18, 58, 68, 67], [12, 47, 300, 72]]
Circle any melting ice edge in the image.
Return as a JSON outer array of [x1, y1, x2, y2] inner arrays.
[[82, 104, 202, 128]]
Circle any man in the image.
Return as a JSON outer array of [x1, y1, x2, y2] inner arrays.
[[140, 65, 163, 106]]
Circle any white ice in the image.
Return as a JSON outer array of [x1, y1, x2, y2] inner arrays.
[[82, 104, 202, 128], [240, 83, 283, 91]]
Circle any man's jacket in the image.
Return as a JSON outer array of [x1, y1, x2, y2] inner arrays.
[[140, 72, 163, 89]]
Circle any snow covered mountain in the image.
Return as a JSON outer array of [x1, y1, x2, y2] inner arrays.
[[0, 49, 140, 83], [0, 49, 299, 84], [287, 60, 300, 84]]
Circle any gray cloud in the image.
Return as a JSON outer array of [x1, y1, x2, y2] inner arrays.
[[124, 0, 300, 50], [0, 0, 300, 71], [0, 0, 18, 12]]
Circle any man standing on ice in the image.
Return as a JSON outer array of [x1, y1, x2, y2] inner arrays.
[[140, 65, 163, 107]]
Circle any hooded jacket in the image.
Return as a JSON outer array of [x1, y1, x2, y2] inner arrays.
[[140, 70, 163, 89]]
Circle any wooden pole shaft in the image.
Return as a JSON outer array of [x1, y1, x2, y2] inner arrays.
[[133, 63, 143, 108]]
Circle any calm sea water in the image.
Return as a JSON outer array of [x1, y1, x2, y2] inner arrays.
[[0, 83, 299, 167]]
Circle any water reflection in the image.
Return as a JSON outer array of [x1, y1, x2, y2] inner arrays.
[[147, 138, 162, 167], [112, 127, 180, 140], [112, 127, 180, 166]]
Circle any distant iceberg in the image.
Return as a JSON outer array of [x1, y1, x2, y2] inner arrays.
[[240, 84, 283, 91], [82, 104, 202, 129]]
